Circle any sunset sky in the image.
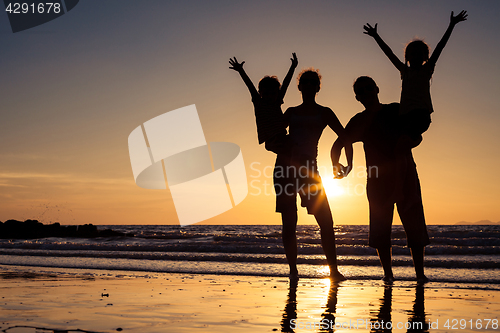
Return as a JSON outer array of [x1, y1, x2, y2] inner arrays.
[[1, 0, 499, 225]]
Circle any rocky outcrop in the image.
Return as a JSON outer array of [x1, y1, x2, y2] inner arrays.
[[0, 219, 134, 239]]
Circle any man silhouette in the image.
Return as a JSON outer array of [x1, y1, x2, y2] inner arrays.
[[331, 76, 430, 283]]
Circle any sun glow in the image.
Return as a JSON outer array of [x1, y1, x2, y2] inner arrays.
[[322, 177, 345, 197]]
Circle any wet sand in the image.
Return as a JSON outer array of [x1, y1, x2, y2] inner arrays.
[[0, 265, 499, 332]]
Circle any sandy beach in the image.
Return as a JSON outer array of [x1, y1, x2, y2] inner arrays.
[[1, 265, 499, 333]]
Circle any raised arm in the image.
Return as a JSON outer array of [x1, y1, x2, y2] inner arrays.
[[229, 57, 259, 100], [278, 53, 299, 101], [429, 10, 467, 65], [363, 23, 405, 72]]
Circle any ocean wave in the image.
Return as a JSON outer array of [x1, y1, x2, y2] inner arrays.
[[1, 249, 499, 269], [1, 256, 499, 287], [1, 237, 499, 256]]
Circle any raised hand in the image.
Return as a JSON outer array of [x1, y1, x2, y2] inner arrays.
[[290, 52, 298, 68], [363, 23, 378, 37], [450, 10, 467, 25], [229, 57, 245, 72]]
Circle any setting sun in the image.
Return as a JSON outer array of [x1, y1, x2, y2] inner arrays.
[[322, 177, 345, 197]]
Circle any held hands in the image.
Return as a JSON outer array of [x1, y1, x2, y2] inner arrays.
[[343, 165, 353, 178], [450, 10, 467, 26], [363, 23, 378, 37], [290, 52, 298, 68], [229, 57, 245, 72], [333, 163, 353, 179]]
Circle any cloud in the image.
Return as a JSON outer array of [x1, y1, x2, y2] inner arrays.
[[0, 172, 131, 190]]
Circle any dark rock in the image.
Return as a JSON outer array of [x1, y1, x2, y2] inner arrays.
[[77, 224, 98, 238], [0, 219, 133, 239]]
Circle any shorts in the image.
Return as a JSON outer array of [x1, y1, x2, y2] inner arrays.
[[367, 154, 430, 249], [273, 154, 330, 215]]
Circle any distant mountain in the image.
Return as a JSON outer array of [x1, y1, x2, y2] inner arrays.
[[454, 220, 500, 225]]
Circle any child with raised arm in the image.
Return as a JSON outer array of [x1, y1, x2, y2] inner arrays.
[[363, 11, 467, 145], [229, 53, 298, 154]]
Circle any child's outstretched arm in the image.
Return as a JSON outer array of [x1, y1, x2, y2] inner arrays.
[[429, 10, 468, 65], [364, 23, 405, 71], [278, 53, 298, 101], [229, 57, 259, 100]]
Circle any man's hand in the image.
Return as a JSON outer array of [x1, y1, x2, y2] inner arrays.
[[229, 57, 245, 72], [333, 163, 344, 179], [333, 163, 350, 179], [342, 165, 353, 178], [450, 10, 467, 26], [363, 23, 378, 37]]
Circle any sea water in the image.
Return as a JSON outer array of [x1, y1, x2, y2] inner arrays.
[[0, 225, 499, 288]]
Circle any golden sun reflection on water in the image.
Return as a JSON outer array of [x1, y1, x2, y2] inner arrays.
[[318, 265, 332, 277]]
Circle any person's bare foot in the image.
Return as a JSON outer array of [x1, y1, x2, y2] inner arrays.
[[330, 271, 347, 282], [382, 275, 395, 284], [416, 275, 430, 284]]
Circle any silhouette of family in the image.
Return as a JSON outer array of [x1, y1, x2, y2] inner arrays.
[[229, 11, 467, 283]]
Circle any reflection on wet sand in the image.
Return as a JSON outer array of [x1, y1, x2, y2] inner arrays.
[[281, 278, 340, 332], [370, 284, 428, 332], [406, 284, 428, 333], [319, 281, 339, 333], [370, 284, 392, 332], [281, 279, 429, 333], [281, 278, 298, 332]]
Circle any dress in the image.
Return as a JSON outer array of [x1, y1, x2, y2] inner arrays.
[[344, 103, 430, 249]]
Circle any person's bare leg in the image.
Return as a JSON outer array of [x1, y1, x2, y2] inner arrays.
[[410, 246, 428, 283], [314, 207, 345, 281], [376, 247, 394, 282], [281, 210, 298, 277]]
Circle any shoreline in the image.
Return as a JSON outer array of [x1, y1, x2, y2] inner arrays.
[[1, 257, 499, 288], [1, 265, 499, 332]]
